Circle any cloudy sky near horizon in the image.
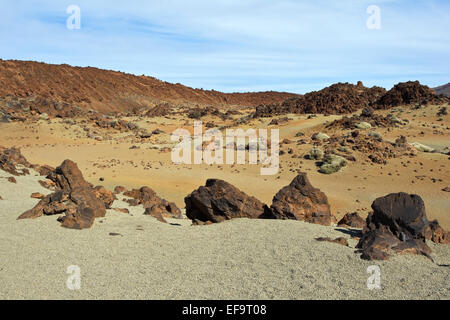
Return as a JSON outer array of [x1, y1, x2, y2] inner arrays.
[[1, 0, 449, 93]]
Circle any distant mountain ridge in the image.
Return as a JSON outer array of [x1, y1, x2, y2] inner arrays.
[[0, 59, 299, 113], [433, 83, 450, 97]]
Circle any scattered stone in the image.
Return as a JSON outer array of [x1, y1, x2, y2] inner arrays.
[[30, 192, 45, 200], [39, 179, 56, 190], [338, 212, 366, 228], [355, 122, 372, 130], [114, 186, 127, 194], [8, 177, 17, 183], [319, 154, 347, 174], [410, 142, 434, 153], [262, 173, 334, 226], [312, 132, 330, 141], [307, 147, 324, 160], [93, 186, 117, 209], [316, 237, 348, 246], [0, 146, 31, 176], [109, 233, 122, 237], [185, 179, 265, 224], [39, 113, 49, 120]]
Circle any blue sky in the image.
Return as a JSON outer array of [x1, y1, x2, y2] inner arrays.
[[1, 0, 449, 93]]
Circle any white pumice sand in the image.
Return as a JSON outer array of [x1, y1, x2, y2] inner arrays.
[[0, 168, 449, 300]]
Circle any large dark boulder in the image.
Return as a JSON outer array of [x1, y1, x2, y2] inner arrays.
[[185, 179, 265, 224], [263, 173, 334, 226], [356, 192, 449, 260]]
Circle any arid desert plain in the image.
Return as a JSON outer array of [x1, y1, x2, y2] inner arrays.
[[0, 60, 449, 299]]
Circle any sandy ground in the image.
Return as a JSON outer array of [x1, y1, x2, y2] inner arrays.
[[0, 168, 449, 300]]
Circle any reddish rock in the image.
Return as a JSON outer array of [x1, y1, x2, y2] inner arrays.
[[185, 179, 265, 224], [18, 160, 106, 229], [38, 179, 56, 190], [114, 186, 127, 194], [356, 193, 449, 261], [30, 192, 45, 200], [262, 173, 333, 226], [93, 186, 117, 209], [424, 221, 450, 244], [144, 207, 168, 223], [338, 212, 366, 228], [0, 146, 31, 176], [8, 177, 17, 183], [47, 160, 90, 190], [32, 164, 55, 177], [316, 237, 348, 246], [377, 81, 446, 108], [124, 187, 182, 219]]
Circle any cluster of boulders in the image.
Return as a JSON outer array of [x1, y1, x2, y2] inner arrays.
[[185, 173, 335, 226], [2, 146, 449, 262], [377, 81, 448, 108], [305, 131, 417, 167], [18, 160, 107, 229], [255, 82, 386, 117], [121, 186, 182, 223], [326, 107, 403, 130]]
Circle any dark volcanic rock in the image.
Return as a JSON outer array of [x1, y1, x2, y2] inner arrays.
[[357, 192, 449, 260], [254, 82, 386, 117], [263, 173, 334, 226], [338, 212, 366, 228], [18, 160, 106, 229], [185, 179, 265, 224], [377, 81, 448, 108]]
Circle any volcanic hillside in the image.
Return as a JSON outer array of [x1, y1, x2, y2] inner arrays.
[[0, 59, 298, 114], [255, 80, 449, 117], [434, 83, 450, 97]]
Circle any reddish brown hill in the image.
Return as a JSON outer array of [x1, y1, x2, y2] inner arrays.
[[255, 80, 449, 117], [0, 59, 298, 114], [433, 83, 450, 97], [254, 81, 386, 117]]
